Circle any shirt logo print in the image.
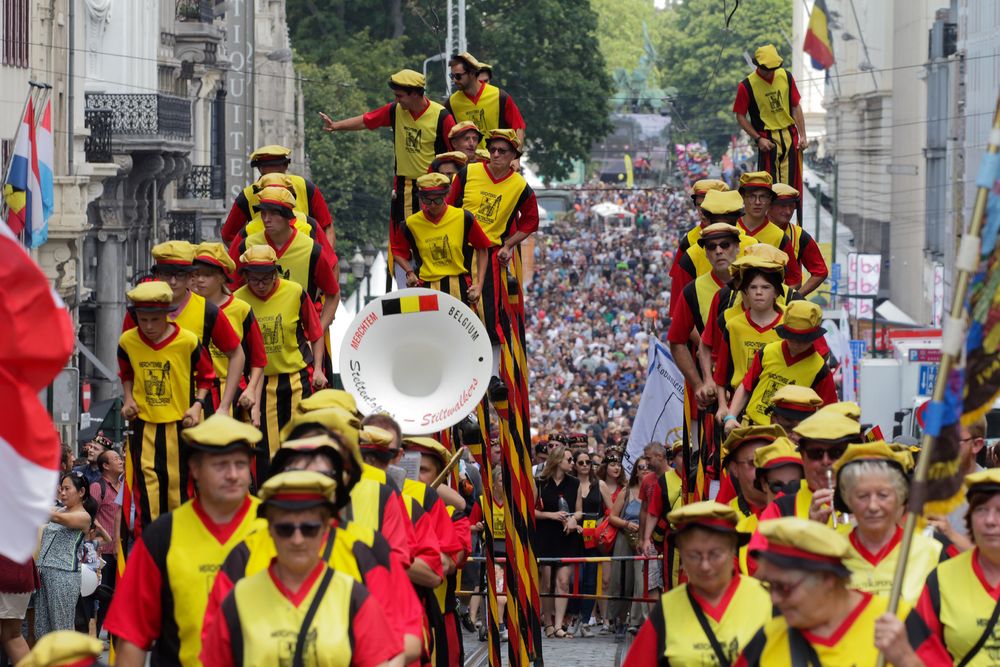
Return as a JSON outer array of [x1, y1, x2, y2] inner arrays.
[[467, 108, 486, 130], [764, 90, 784, 113], [142, 361, 172, 405], [260, 314, 285, 353], [427, 235, 451, 264], [404, 126, 422, 153], [477, 190, 502, 225]]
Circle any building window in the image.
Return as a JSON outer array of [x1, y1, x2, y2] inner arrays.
[[3, 0, 29, 68]]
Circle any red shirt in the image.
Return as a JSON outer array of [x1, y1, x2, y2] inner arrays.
[[640, 471, 664, 518]]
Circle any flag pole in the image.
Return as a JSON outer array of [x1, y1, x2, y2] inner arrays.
[[877, 95, 1000, 667]]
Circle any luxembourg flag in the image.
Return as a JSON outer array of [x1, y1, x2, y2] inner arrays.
[[0, 217, 74, 561], [34, 98, 54, 247]]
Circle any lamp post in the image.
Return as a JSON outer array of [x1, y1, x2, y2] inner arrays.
[[362, 241, 377, 305], [350, 251, 365, 313]]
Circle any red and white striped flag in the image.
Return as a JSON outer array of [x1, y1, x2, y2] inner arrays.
[[0, 217, 74, 561]]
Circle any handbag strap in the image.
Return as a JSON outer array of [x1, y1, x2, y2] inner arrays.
[[292, 567, 334, 667], [787, 627, 822, 667], [685, 586, 731, 667], [957, 595, 1000, 667]]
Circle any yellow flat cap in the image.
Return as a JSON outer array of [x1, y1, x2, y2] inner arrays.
[[298, 389, 359, 416], [239, 245, 279, 271], [152, 240, 195, 267], [697, 221, 742, 244], [823, 401, 862, 421], [753, 517, 850, 575], [738, 171, 774, 190], [449, 120, 483, 141], [475, 148, 491, 162], [777, 300, 825, 341], [194, 242, 236, 274], [668, 500, 741, 532], [754, 44, 783, 69], [455, 52, 483, 69], [754, 436, 803, 470], [478, 62, 493, 73], [966, 469, 1000, 496], [257, 185, 296, 211], [279, 407, 361, 451], [434, 150, 469, 166], [793, 409, 862, 443], [722, 424, 786, 464], [259, 469, 337, 510], [729, 253, 785, 283], [417, 172, 452, 192], [486, 128, 522, 154], [742, 243, 789, 265], [181, 413, 262, 452], [254, 172, 295, 190], [17, 631, 103, 667], [126, 281, 174, 310], [270, 433, 362, 508], [700, 190, 745, 217], [832, 440, 913, 511], [402, 436, 451, 468], [390, 69, 426, 89], [360, 425, 395, 448], [772, 183, 800, 200], [249, 144, 292, 162], [691, 179, 729, 197], [769, 385, 823, 416]]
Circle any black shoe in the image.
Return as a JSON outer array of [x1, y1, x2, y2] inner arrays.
[[488, 376, 508, 403], [460, 609, 476, 633]]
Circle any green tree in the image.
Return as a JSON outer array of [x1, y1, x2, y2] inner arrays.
[[655, 0, 792, 157]]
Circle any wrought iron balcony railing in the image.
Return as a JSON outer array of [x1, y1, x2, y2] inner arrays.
[[168, 211, 200, 243], [84, 109, 113, 163], [176, 0, 214, 23], [84, 93, 192, 140], [178, 165, 225, 199]]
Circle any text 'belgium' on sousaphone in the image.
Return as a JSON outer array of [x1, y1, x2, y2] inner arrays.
[[339, 287, 492, 435]]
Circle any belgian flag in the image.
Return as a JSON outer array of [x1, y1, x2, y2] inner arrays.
[[803, 0, 835, 70]]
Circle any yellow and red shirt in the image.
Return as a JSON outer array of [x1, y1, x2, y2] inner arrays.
[[742, 340, 836, 425], [233, 278, 322, 375], [363, 100, 455, 179], [391, 204, 492, 282], [446, 162, 539, 244], [444, 82, 525, 149]]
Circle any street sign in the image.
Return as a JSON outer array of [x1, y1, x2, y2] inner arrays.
[[918, 364, 939, 396], [908, 348, 943, 363], [831, 263, 841, 281]]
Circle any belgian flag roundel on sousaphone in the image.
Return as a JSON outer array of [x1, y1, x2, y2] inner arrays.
[[339, 287, 492, 434]]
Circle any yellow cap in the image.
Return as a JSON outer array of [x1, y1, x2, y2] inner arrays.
[[669, 439, 684, 454], [279, 407, 361, 451], [402, 436, 451, 469], [257, 185, 296, 212], [239, 245, 279, 272], [769, 385, 823, 417], [475, 148, 491, 162], [270, 433, 362, 508], [416, 172, 452, 192], [434, 150, 469, 166], [390, 69, 426, 89], [700, 190, 745, 217], [691, 179, 730, 197], [449, 120, 484, 141], [667, 500, 746, 543], [729, 253, 786, 285], [455, 52, 483, 69], [254, 172, 295, 191], [16, 631, 103, 667], [754, 517, 850, 575], [249, 144, 292, 163], [793, 409, 862, 444], [697, 221, 741, 245], [126, 281, 174, 311], [754, 436, 803, 470], [152, 240, 195, 268], [772, 183, 800, 201], [181, 413, 262, 452], [742, 243, 790, 266], [722, 424, 786, 464], [754, 44, 783, 69], [258, 469, 337, 510], [776, 300, 825, 340], [739, 171, 775, 192], [486, 128, 522, 155], [194, 242, 236, 274], [360, 425, 395, 448], [966, 469, 1000, 496], [832, 440, 913, 512], [478, 62, 493, 73], [824, 401, 862, 421], [298, 389, 359, 416]]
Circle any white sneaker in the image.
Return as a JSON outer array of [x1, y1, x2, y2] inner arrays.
[[500, 625, 508, 642], [580, 625, 595, 638]]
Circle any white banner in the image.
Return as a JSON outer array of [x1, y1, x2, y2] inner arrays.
[[624, 338, 687, 477], [848, 253, 881, 319]]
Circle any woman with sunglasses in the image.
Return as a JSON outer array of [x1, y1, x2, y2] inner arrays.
[[607, 457, 652, 635], [833, 442, 944, 604], [390, 172, 492, 305], [595, 450, 627, 634], [35, 472, 99, 637], [201, 470, 401, 667], [737, 517, 904, 666], [567, 450, 604, 637], [623, 502, 770, 666]]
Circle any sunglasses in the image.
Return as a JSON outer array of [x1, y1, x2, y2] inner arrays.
[[800, 444, 848, 461], [450, 71, 468, 80], [704, 241, 733, 251], [767, 479, 800, 495], [577, 459, 591, 465], [419, 195, 445, 205], [272, 521, 324, 539], [636, 464, 650, 471], [488, 145, 512, 155]]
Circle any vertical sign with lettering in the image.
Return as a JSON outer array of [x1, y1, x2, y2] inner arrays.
[[225, 0, 255, 198]]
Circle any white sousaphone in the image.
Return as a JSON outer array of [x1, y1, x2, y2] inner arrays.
[[339, 287, 492, 434]]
